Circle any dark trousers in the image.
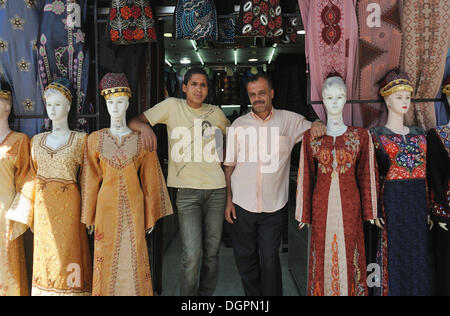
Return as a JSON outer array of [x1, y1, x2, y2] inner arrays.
[[230, 204, 287, 296]]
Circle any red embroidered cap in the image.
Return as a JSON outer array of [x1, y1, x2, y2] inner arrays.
[[99, 73, 132, 100]]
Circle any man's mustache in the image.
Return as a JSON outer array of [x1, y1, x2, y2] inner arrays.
[[253, 101, 265, 106]]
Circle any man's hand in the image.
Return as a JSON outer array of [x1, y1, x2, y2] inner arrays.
[[225, 199, 236, 224], [310, 120, 327, 140], [129, 114, 157, 152], [141, 125, 158, 152]]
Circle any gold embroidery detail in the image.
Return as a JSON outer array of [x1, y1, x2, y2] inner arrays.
[[0, 39, 8, 52], [17, 58, 30, 72], [9, 15, 25, 31]]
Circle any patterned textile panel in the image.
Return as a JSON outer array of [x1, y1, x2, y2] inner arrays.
[[175, 0, 218, 40], [238, 0, 284, 38]]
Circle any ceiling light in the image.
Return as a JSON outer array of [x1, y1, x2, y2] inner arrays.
[[196, 51, 204, 66], [191, 40, 198, 51], [234, 49, 238, 66], [268, 46, 276, 64], [164, 33, 173, 38], [297, 30, 306, 35], [180, 58, 191, 64], [165, 59, 172, 67], [248, 58, 258, 62]]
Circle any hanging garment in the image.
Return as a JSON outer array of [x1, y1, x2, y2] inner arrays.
[[238, 0, 284, 37], [109, 0, 157, 45], [298, 0, 357, 125], [81, 129, 173, 296], [38, 0, 89, 114], [401, 0, 450, 130], [296, 127, 379, 296], [0, 132, 29, 296], [435, 53, 450, 126], [354, 0, 403, 129], [0, 0, 45, 136], [7, 131, 92, 296], [175, 0, 218, 40], [371, 126, 432, 296]]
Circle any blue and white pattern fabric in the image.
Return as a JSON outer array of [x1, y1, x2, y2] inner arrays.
[[0, 0, 45, 136], [175, 0, 218, 40]]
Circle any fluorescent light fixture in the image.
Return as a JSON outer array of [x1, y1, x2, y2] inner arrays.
[[297, 30, 306, 35], [248, 58, 258, 62], [164, 33, 173, 38], [165, 59, 172, 67], [196, 51, 204, 66], [180, 58, 191, 64], [234, 49, 238, 65], [191, 40, 198, 51], [268, 47, 276, 64]]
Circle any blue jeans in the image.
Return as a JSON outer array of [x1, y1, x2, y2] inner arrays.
[[176, 188, 226, 296]]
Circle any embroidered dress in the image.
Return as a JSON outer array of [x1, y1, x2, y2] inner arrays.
[[81, 129, 173, 296], [298, 0, 357, 125], [427, 125, 450, 295], [402, 0, 450, 130], [0, 0, 45, 135], [109, 0, 157, 45], [7, 131, 92, 296], [296, 127, 378, 296], [175, 0, 218, 40], [38, 0, 89, 114], [0, 132, 29, 296], [371, 126, 432, 296], [354, 0, 403, 128], [238, 0, 284, 38]]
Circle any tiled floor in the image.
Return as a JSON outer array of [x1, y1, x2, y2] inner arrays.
[[160, 232, 300, 296]]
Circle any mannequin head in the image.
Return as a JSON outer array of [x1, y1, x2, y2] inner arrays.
[[106, 95, 130, 119], [43, 89, 71, 122], [383, 90, 412, 116], [0, 80, 12, 123], [322, 76, 347, 116]]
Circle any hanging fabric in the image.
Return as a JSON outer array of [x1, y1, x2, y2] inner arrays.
[[175, 0, 218, 40], [109, 0, 157, 45], [0, 0, 45, 136], [435, 50, 450, 126], [238, 0, 284, 38], [38, 0, 90, 115], [401, 0, 450, 130], [353, 0, 403, 129], [298, 0, 358, 126], [274, 0, 298, 44], [214, 0, 235, 43]]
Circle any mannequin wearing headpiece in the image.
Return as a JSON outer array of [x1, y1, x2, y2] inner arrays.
[[6, 78, 92, 296], [295, 76, 380, 296], [81, 73, 173, 296], [0, 81, 30, 296], [370, 70, 432, 296], [426, 76, 450, 295]]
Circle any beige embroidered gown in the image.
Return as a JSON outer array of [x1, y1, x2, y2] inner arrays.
[[7, 131, 92, 296], [0, 132, 30, 296], [81, 129, 173, 296]]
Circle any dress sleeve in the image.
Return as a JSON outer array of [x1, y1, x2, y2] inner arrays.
[[426, 129, 450, 223], [357, 130, 379, 221], [140, 151, 173, 231], [14, 134, 31, 193], [295, 130, 314, 224], [80, 133, 103, 226], [6, 137, 37, 239]]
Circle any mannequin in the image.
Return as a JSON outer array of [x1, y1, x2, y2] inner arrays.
[[81, 73, 173, 296], [296, 76, 379, 296], [426, 77, 450, 295], [0, 81, 29, 296], [7, 78, 92, 296], [370, 70, 432, 296]]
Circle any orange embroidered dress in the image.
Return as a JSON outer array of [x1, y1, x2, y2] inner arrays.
[[296, 127, 379, 296], [7, 131, 92, 296], [0, 132, 30, 296], [81, 129, 173, 296]]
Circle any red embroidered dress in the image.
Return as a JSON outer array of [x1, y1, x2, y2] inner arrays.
[[296, 127, 379, 296]]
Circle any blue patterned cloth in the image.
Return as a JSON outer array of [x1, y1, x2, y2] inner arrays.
[[0, 0, 45, 136], [175, 0, 218, 40]]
